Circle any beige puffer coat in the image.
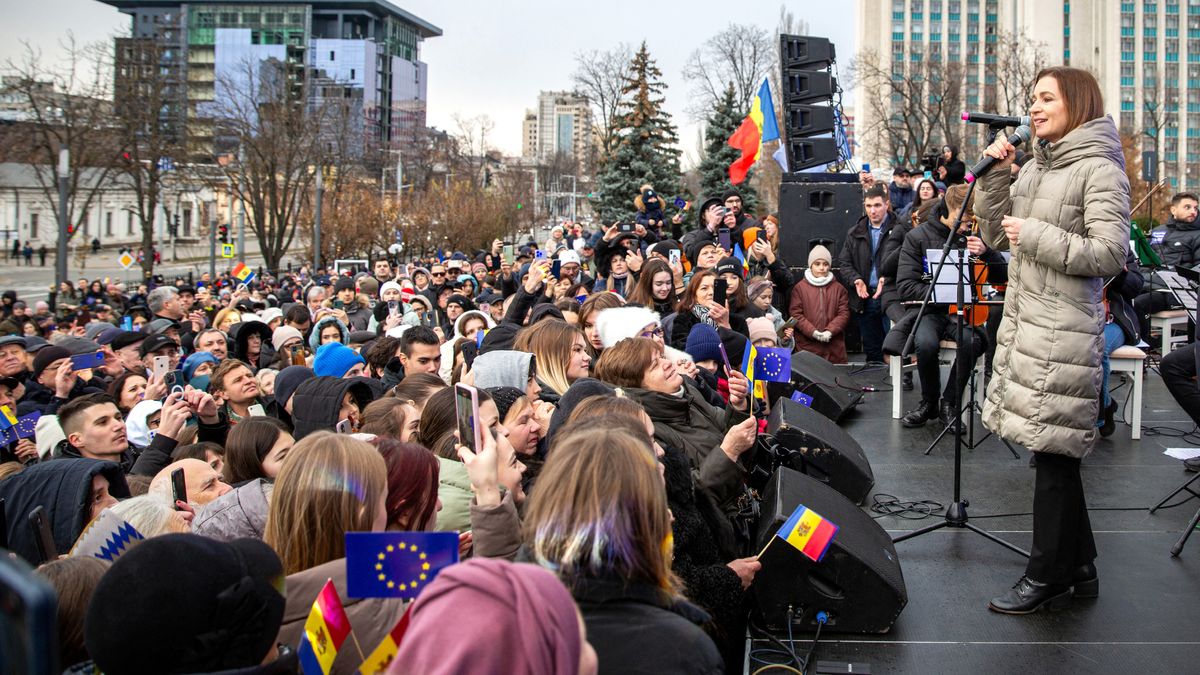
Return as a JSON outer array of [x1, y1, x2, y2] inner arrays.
[[975, 116, 1130, 457]]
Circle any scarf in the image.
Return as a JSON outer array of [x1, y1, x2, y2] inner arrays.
[[805, 269, 834, 287], [692, 304, 716, 327]]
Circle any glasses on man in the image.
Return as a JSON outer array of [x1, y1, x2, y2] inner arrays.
[[639, 327, 664, 339], [431, 271, 446, 277]]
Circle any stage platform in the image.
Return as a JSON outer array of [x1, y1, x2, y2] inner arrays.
[[753, 362, 1200, 674]]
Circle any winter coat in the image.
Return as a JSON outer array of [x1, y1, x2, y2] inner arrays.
[[746, 256, 796, 315], [569, 576, 723, 675], [877, 210, 914, 316], [288, 376, 375, 440], [434, 456, 473, 534], [788, 274, 850, 363], [1106, 247, 1144, 345], [889, 182, 915, 213], [277, 558, 407, 675], [437, 310, 495, 384], [669, 307, 750, 352], [17, 378, 103, 417], [229, 321, 275, 373], [307, 315, 349, 353], [324, 294, 372, 331], [974, 116, 1130, 457], [1155, 216, 1200, 267], [623, 380, 751, 516], [836, 213, 898, 312], [0, 458, 130, 565], [192, 478, 272, 542]]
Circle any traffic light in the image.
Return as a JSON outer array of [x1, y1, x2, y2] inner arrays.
[[218, 224, 229, 243]]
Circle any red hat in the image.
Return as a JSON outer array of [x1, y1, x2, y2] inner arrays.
[[401, 288, 416, 304]]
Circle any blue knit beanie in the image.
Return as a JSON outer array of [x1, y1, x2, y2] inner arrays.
[[685, 323, 723, 364], [313, 342, 365, 378], [182, 351, 220, 383]]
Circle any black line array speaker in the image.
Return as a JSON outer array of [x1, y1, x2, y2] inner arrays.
[[766, 397, 874, 504], [752, 467, 906, 634], [779, 34, 839, 170], [777, 175, 862, 269]]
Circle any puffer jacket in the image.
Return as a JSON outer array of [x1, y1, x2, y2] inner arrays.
[[974, 116, 1130, 457], [1155, 216, 1200, 268], [192, 478, 273, 542], [289, 376, 375, 440], [788, 272, 850, 363]]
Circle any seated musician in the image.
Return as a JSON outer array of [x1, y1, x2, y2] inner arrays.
[[894, 184, 1001, 430]]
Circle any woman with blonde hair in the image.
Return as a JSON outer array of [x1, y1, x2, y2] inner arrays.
[[267, 431, 406, 675], [524, 424, 723, 674], [212, 307, 241, 333], [514, 319, 592, 403]]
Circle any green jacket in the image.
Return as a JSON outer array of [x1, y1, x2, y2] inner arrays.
[[434, 456, 473, 534]]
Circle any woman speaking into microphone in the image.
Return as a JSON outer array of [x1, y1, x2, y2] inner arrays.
[[974, 66, 1130, 614]]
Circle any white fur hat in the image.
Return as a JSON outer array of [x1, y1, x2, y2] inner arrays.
[[596, 306, 662, 349]]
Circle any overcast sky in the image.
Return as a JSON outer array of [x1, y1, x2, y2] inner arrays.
[[0, 0, 857, 165]]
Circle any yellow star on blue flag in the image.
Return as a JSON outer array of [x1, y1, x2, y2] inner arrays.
[[345, 532, 459, 600], [754, 347, 792, 383]]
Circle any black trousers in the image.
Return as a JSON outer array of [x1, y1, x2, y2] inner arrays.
[[1027, 452, 1096, 585], [912, 313, 986, 405], [1161, 341, 1200, 426], [1133, 291, 1179, 343]]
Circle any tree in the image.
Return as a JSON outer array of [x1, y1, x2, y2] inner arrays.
[[849, 48, 965, 167], [697, 83, 758, 212], [592, 43, 683, 225], [112, 35, 187, 279], [3, 37, 121, 260], [572, 45, 632, 158], [682, 23, 775, 122], [206, 58, 351, 271], [993, 30, 1050, 119]]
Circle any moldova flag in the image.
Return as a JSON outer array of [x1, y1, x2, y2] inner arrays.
[[297, 580, 352, 675], [345, 531, 459, 600], [231, 261, 256, 286], [357, 608, 413, 675], [728, 78, 784, 184], [776, 504, 839, 563]]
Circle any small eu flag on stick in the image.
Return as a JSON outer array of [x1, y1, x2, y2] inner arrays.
[[345, 531, 459, 600]]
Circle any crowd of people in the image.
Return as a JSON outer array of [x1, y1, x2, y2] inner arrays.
[[1, 64, 1197, 671]]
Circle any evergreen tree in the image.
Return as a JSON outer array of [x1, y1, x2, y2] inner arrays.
[[592, 42, 683, 225], [697, 82, 758, 215]]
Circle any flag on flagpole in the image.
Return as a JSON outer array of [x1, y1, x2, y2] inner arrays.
[[728, 78, 783, 184], [231, 262, 256, 285], [739, 343, 758, 399], [0, 405, 16, 429], [297, 580, 353, 675], [754, 347, 793, 383], [774, 504, 839, 562], [358, 608, 412, 675]]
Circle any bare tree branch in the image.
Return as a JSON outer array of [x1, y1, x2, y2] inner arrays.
[[682, 23, 774, 122], [572, 45, 632, 157]]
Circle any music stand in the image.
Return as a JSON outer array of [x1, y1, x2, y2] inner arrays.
[[892, 152, 1029, 559], [922, 252, 1020, 458]]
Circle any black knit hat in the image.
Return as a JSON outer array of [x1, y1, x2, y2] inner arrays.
[[85, 534, 287, 673], [485, 386, 525, 422], [335, 275, 356, 293], [714, 256, 744, 280], [31, 346, 69, 380]]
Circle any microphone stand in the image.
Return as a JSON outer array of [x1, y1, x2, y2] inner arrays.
[[892, 123, 1029, 558]]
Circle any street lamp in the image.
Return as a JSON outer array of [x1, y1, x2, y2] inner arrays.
[[56, 147, 69, 291]]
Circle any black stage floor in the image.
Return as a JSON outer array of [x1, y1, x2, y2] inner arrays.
[[760, 362, 1200, 674]]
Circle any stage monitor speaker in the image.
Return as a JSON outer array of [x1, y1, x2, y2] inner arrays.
[[785, 104, 836, 138], [790, 351, 864, 421], [766, 397, 874, 504], [777, 178, 863, 267], [752, 467, 906, 634], [780, 35, 836, 69]]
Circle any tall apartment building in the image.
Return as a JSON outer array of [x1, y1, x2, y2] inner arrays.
[[857, 0, 1198, 190], [100, 0, 441, 156], [522, 91, 594, 168]]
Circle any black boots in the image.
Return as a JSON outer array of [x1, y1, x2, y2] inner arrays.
[[987, 577, 1072, 614], [939, 399, 963, 433], [902, 400, 938, 427], [989, 565, 1099, 614], [1098, 399, 1118, 438]]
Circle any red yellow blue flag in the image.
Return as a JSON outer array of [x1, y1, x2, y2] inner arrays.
[[231, 262, 256, 285], [358, 607, 412, 675], [775, 504, 839, 562], [297, 579, 352, 675], [728, 78, 783, 184], [0, 405, 16, 429], [345, 531, 459, 600]]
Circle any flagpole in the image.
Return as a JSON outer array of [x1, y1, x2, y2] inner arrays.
[[756, 534, 776, 560], [349, 631, 366, 665]]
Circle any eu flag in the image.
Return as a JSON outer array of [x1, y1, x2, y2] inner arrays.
[[345, 532, 459, 600], [755, 347, 792, 383]]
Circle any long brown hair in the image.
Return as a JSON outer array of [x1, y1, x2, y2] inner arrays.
[[223, 416, 290, 484], [626, 258, 675, 309], [264, 432, 387, 575], [1033, 66, 1105, 138], [524, 426, 677, 592], [514, 320, 588, 396]]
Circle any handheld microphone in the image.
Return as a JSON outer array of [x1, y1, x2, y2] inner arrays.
[[962, 111, 1031, 127], [965, 125, 1031, 183]]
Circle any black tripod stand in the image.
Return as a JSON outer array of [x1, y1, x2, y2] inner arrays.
[[923, 259, 1020, 458], [891, 140, 1029, 558]]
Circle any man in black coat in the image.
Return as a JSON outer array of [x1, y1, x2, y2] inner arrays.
[[895, 187, 993, 430], [1137, 191, 1200, 338], [836, 184, 896, 363]]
